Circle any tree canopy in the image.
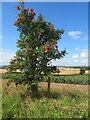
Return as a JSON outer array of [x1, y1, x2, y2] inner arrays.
[[7, 2, 66, 93]]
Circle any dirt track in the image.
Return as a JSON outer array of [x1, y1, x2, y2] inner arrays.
[[39, 82, 88, 93]]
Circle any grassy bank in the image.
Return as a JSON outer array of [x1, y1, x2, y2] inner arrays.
[[2, 79, 88, 118]]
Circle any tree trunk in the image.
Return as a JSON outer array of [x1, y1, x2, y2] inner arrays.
[[31, 83, 38, 95], [47, 76, 50, 93]]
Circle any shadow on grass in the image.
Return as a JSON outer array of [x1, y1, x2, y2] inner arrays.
[[38, 90, 61, 99], [20, 89, 61, 100]]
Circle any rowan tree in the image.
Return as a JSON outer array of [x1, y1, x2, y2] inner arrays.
[[7, 2, 66, 94]]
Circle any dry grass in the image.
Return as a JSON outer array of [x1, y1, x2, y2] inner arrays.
[[0, 69, 7, 73], [0, 68, 90, 75], [39, 82, 88, 94], [2, 79, 88, 96]]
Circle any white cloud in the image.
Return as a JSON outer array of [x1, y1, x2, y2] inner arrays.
[[50, 58, 68, 66], [51, 58, 80, 66], [49, 49, 88, 66], [72, 54, 79, 59], [80, 49, 88, 58], [68, 31, 82, 39], [50, 57, 88, 66], [0, 49, 15, 65]]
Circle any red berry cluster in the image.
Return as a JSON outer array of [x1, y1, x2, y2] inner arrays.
[[14, 18, 24, 26], [30, 8, 35, 17], [42, 45, 51, 55], [18, 18, 24, 23], [51, 42, 58, 49], [45, 45, 50, 51], [23, 9, 27, 16], [30, 8, 33, 12], [16, 5, 20, 10], [42, 51, 46, 54], [50, 25, 54, 32], [14, 22, 17, 26], [10, 58, 17, 64]]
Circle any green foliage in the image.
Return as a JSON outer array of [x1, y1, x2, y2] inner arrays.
[[7, 2, 66, 93]]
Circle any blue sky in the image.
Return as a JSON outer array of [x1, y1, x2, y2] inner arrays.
[[1, 2, 88, 66]]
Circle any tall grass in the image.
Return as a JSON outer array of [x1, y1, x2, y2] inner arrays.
[[2, 79, 88, 118]]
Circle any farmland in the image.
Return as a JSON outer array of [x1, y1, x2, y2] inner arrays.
[[0, 70, 89, 119], [2, 72, 89, 85], [43, 74, 89, 85]]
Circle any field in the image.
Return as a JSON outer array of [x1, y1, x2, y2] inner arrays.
[[0, 69, 7, 73], [43, 74, 89, 85], [1, 72, 89, 119]]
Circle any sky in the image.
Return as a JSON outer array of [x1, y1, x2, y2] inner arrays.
[[0, 2, 88, 66], [1, 0, 89, 2]]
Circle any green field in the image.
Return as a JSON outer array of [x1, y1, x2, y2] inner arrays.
[[1, 73, 89, 85], [43, 74, 89, 85]]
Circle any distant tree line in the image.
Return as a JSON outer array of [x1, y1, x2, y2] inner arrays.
[[0, 66, 8, 69], [0, 65, 90, 70]]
